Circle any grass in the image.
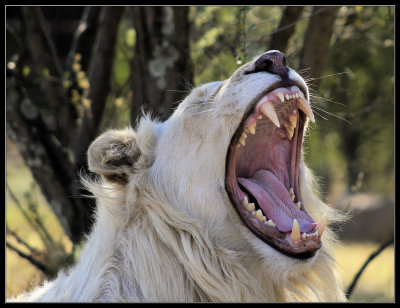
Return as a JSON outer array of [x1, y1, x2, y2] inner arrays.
[[335, 241, 394, 302], [5, 140, 394, 302]]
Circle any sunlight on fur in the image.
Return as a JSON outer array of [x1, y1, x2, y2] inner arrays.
[[10, 51, 348, 302]]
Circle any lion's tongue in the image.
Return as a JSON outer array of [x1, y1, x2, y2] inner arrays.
[[237, 170, 315, 233]]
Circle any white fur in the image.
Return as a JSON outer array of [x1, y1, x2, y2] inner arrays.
[[10, 53, 347, 302]]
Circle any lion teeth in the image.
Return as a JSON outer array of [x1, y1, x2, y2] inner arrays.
[[315, 214, 327, 237], [254, 209, 265, 222], [248, 203, 255, 211], [289, 187, 295, 201], [289, 114, 297, 128], [260, 101, 280, 128], [277, 92, 285, 102], [295, 202, 301, 210], [249, 208, 267, 223], [242, 197, 255, 212], [297, 97, 315, 123], [291, 219, 301, 242], [248, 121, 257, 134], [285, 124, 295, 140], [265, 219, 276, 227]]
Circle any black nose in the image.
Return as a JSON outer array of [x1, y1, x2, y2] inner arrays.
[[252, 50, 288, 79]]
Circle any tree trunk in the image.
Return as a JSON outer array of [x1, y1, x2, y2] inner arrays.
[[269, 6, 304, 53], [130, 6, 193, 125], [298, 6, 339, 89], [7, 7, 123, 244], [73, 7, 123, 171]]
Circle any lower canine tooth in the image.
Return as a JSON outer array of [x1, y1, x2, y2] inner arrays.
[[296, 202, 301, 209], [291, 219, 301, 242], [239, 137, 246, 146], [315, 215, 327, 237]]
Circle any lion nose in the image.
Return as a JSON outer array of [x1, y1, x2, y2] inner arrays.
[[254, 50, 288, 79]]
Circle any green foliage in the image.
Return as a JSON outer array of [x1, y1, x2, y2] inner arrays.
[[307, 6, 394, 197], [104, 6, 394, 200]]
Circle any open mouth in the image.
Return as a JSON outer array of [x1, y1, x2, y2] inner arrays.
[[225, 83, 326, 259]]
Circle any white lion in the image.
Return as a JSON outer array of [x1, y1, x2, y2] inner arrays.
[[11, 51, 347, 302]]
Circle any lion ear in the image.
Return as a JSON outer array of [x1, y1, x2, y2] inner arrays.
[[87, 129, 141, 184]]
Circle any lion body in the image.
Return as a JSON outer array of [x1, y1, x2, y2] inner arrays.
[[11, 53, 347, 302]]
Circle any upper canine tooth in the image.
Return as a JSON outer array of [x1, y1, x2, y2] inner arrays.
[[296, 202, 301, 209], [238, 137, 246, 146], [297, 97, 315, 123], [260, 101, 280, 128], [315, 215, 327, 237], [291, 219, 301, 242], [277, 92, 285, 102]]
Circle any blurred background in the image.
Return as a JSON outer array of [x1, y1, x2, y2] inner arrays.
[[6, 6, 394, 302]]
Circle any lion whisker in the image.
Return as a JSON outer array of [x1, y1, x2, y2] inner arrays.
[[310, 104, 351, 124]]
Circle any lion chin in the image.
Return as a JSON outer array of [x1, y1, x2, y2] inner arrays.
[[10, 51, 347, 302]]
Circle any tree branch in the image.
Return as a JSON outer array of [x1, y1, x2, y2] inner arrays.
[[269, 6, 304, 53], [130, 6, 193, 124], [346, 237, 394, 299], [6, 226, 37, 254], [66, 6, 101, 72], [22, 7, 76, 145], [6, 242, 49, 276], [298, 6, 339, 90], [6, 85, 84, 243], [73, 6, 123, 170]]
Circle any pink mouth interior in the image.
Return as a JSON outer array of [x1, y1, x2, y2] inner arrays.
[[232, 89, 316, 233]]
